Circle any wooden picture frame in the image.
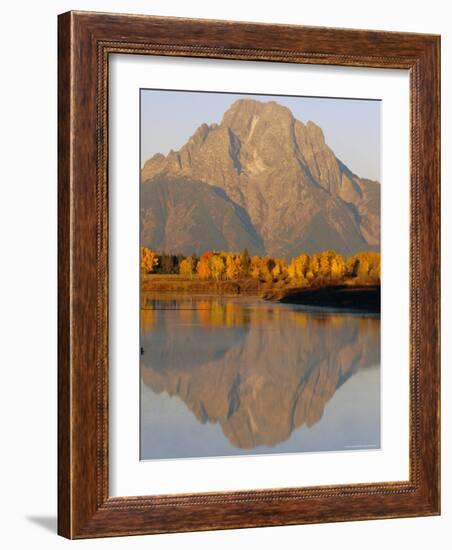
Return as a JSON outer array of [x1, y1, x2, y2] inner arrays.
[[58, 11, 440, 539]]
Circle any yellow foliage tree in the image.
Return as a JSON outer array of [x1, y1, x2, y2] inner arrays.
[[288, 254, 309, 281], [226, 253, 241, 280], [250, 256, 262, 279], [345, 251, 380, 284], [171, 247, 380, 288], [210, 254, 226, 281], [309, 254, 321, 277], [331, 255, 346, 280], [179, 256, 196, 277], [141, 247, 159, 273], [287, 261, 297, 280], [319, 251, 333, 277], [271, 258, 287, 279]]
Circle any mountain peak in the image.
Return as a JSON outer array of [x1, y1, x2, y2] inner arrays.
[[305, 120, 326, 145], [224, 97, 291, 114], [222, 98, 293, 129], [140, 98, 380, 257]]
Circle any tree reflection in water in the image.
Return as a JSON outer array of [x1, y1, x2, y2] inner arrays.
[[141, 294, 380, 453]]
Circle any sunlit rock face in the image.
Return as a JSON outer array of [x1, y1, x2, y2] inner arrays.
[[141, 99, 380, 258], [141, 298, 380, 450]]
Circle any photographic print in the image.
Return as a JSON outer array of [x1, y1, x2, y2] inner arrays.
[[140, 90, 381, 460]]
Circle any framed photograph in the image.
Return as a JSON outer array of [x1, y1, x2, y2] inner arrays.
[[58, 11, 440, 538]]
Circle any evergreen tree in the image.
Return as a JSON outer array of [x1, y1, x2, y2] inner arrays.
[[241, 248, 251, 277]]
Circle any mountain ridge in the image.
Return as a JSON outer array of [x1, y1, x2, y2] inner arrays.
[[141, 98, 380, 258]]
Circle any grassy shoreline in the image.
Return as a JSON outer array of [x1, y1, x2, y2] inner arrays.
[[141, 275, 380, 312], [141, 274, 261, 295]]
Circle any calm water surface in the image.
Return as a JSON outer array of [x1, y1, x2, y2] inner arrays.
[[140, 293, 380, 460]]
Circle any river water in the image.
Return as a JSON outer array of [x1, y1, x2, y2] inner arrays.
[[140, 293, 380, 460]]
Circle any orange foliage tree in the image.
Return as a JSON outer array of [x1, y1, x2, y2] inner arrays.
[[196, 252, 213, 280], [176, 247, 380, 287]]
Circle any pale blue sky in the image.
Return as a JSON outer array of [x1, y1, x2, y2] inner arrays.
[[141, 89, 381, 181]]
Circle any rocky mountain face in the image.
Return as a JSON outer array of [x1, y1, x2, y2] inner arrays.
[[141, 99, 380, 257]]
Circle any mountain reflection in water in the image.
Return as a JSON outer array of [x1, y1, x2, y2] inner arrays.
[[140, 294, 380, 459]]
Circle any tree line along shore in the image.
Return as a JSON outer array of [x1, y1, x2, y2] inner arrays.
[[141, 247, 380, 311]]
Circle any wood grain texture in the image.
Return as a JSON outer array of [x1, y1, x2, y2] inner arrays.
[[57, 10, 72, 539], [57, 10, 440, 539]]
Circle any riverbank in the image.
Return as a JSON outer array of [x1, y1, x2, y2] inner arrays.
[[263, 285, 380, 313], [142, 275, 380, 313], [141, 274, 261, 295]]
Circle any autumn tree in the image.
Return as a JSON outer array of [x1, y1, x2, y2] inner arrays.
[[179, 256, 197, 278], [141, 247, 159, 273], [271, 258, 287, 280], [356, 251, 380, 283], [210, 254, 226, 281], [319, 251, 333, 277], [357, 256, 370, 280], [346, 256, 359, 278], [255, 257, 276, 282], [308, 254, 321, 278], [196, 252, 212, 280], [318, 250, 346, 281], [285, 251, 353, 285], [287, 254, 309, 281], [250, 256, 263, 279], [331, 254, 346, 280], [226, 253, 241, 280], [368, 253, 381, 283], [177, 247, 380, 288], [345, 251, 380, 284]]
